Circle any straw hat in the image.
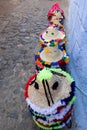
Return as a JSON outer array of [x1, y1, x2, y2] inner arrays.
[[35, 47, 69, 71], [39, 26, 65, 47], [47, 2, 65, 27], [25, 68, 75, 109]]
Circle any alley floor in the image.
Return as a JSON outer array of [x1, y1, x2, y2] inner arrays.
[[0, 0, 76, 130]]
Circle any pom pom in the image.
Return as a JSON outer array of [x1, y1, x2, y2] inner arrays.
[[37, 68, 53, 82], [44, 47, 50, 53]]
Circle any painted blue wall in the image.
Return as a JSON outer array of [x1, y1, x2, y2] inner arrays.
[[67, 0, 87, 129]]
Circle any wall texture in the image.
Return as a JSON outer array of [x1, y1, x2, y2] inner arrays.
[[67, 0, 87, 130]]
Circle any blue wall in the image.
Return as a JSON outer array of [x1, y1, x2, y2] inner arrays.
[[67, 0, 87, 129]]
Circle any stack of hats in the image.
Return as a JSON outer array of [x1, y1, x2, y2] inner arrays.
[[35, 2, 69, 71], [35, 25, 69, 71], [24, 2, 76, 130]]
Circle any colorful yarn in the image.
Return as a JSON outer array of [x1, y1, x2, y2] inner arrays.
[[33, 116, 71, 129], [29, 105, 73, 121], [29, 104, 73, 129], [24, 68, 76, 129], [24, 73, 36, 98], [47, 2, 65, 31], [37, 68, 53, 82]]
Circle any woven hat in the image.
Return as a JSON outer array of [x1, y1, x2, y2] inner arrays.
[[25, 68, 76, 129], [47, 2, 65, 28], [47, 2, 64, 19], [35, 47, 69, 71], [40, 46, 63, 62], [39, 26, 65, 47], [25, 68, 75, 109]]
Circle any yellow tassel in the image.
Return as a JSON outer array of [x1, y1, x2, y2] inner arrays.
[[45, 61, 51, 65], [64, 57, 69, 63], [64, 37, 67, 43], [37, 51, 40, 55], [61, 24, 64, 28], [54, 41, 58, 45], [63, 50, 66, 55], [44, 47, 50, 53], [39, 41, 43, 45]]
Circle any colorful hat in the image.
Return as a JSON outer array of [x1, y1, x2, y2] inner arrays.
[[39, 26, 65, 47], [47, 2, 65, 27], [24, 68, 76, 129], [48, 2, 64, 18], [35, 47, 69, 71], [31, 105, 73, 129]]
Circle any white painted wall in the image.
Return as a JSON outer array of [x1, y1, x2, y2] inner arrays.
[[67, 0, 87, 129]]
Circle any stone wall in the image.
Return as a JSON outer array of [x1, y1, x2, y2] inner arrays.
[[67, 0, 87, 130]]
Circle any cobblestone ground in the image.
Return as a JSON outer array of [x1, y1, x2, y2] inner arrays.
[[0, 0, 76, 130]]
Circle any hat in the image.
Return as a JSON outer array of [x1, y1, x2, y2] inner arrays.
[[25, 68, 76, 129], [39, 26, 65, 47], [47, 2, 65, 28], [47, 2, 64, 18], [25, 68, 76, 109], [35, 47, 69, 71]]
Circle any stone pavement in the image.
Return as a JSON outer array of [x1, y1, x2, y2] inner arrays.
[[0, 0, 76, 130]]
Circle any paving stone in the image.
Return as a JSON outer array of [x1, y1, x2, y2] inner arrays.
[[7, 111, 18, 120]]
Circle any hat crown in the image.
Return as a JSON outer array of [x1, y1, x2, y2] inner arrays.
[[45, 27, 58, 38], [28, 68, 72, 108], [48, 2, 64, 17]]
